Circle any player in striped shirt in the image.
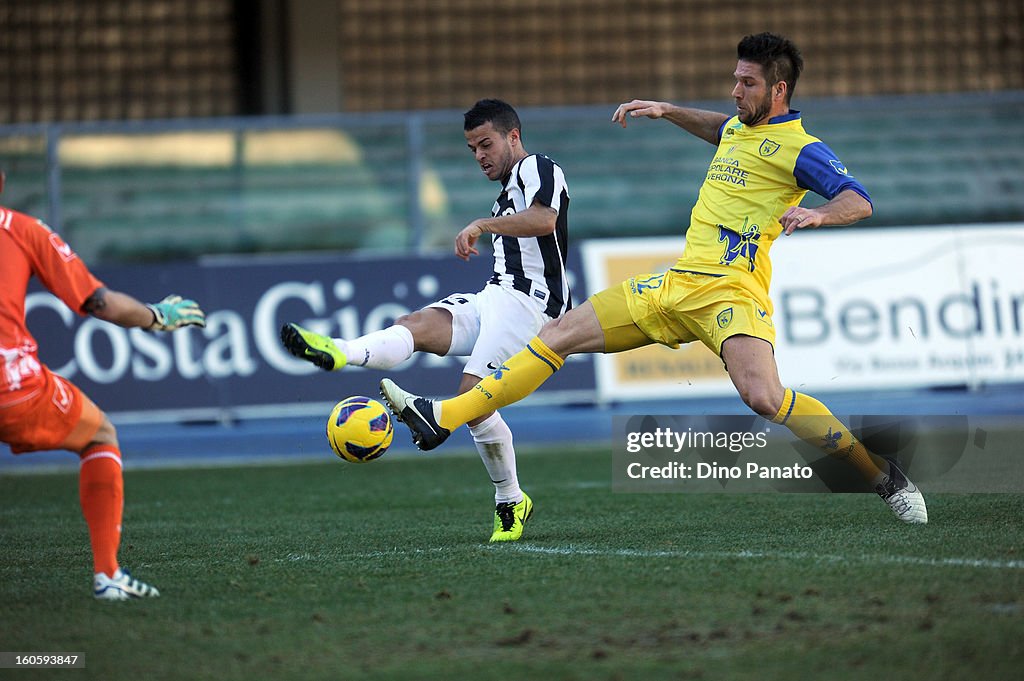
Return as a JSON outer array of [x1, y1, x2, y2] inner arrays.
[[0, 172, 207, 598], [381, 34, 927, 526], [281, 99, 571, 541]]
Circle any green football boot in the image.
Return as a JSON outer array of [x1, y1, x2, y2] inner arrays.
[[490, 492, 534, 542], [280, 323, 347, 371]]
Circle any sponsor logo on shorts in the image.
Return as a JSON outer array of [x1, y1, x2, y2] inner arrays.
[[630, 273, 665, 295], [52, 377, 73, 414]]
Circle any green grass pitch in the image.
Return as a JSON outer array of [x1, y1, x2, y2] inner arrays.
[[1, 445, 1022, 680]]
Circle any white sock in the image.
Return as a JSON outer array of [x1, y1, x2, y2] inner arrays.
[[335, 325, 415, 370], [469, 412, 522, 504]]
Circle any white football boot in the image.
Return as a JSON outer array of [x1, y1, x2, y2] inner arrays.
[[875, 459, 928, 524], [93, 568, 161, 600]]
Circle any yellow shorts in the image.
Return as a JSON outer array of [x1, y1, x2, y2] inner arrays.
[[590, 270, 776, 356]]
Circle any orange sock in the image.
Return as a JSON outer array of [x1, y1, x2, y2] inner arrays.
[[79, 445, 124, 577], [772, 389, 884, 482]]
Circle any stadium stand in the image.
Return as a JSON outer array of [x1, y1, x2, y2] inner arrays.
[[1, 92, 1022, 262]]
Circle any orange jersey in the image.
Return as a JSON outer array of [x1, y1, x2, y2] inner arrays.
[[0, 206, 103, 405]]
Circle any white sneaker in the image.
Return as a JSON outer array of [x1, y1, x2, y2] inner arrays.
[[874, 459, 928, 524], [93, 568, 161, 600]]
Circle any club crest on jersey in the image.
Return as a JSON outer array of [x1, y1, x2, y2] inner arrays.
[[717, 308, 734, 328], [759, 139, 781, 157], [717, 218, 761, 272]]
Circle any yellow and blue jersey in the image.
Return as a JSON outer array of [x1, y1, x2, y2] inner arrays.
[[675, 111, 871, 304]]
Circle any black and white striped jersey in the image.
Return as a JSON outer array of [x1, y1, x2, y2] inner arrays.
[[487, 153, 571, 319]]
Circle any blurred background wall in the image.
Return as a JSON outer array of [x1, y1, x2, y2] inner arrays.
[[2, 0, 1021, 122], [0, 0, 1022, 264]]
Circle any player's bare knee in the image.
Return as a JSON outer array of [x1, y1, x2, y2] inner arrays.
[[537, 316, 561, 336], [86, 416, 120, 450], [739, 386, 781, 418], [394, 312, 423, 332], [399, 308, 457, 355], [537, 317, 572, 357]]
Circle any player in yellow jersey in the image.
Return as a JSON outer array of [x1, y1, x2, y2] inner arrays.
[[381, 32, 927, 524]]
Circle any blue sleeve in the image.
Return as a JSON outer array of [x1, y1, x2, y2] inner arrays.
[[716, 118, 728, 143], [793, 141, 872, 207]]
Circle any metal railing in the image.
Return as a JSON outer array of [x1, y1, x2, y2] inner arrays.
[[1, 92, 1023, 264]]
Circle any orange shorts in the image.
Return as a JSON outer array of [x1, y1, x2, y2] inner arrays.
[[0, 367, 104, 454]]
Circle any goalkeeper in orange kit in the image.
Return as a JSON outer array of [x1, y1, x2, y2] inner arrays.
[[0, 172, 207, 599]]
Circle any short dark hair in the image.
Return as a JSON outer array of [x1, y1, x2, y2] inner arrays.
[[737, 32, 804, 102], [464, 98, 521, 135]]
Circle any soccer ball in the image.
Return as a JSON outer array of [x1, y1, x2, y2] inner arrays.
[[326, 396, 394, 463]]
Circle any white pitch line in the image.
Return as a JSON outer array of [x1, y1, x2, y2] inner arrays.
[[283, 543, 1024, 571], [499, 544, 1024, 570]]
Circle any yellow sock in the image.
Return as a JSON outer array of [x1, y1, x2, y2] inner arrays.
[[772, 389, 884, 482], [439, 337, 564, 430]]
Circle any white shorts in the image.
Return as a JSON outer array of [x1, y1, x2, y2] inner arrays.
[[427, 284, 550, 378]]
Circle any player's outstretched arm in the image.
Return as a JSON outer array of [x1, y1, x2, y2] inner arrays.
[[612, 99, 729, 145], [455, 203, 557, 261], [83, 288, 206, 331], [779, 189, 873, 235]]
